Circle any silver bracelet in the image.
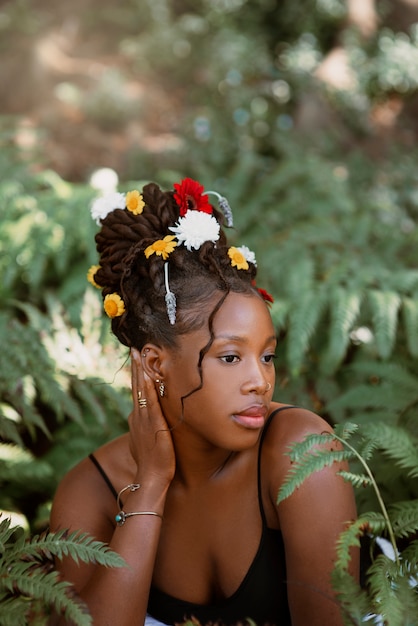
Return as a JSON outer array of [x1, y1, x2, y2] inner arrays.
[[115, 510, 163, 526], [117, 483, 141, 511], [115, 483, 163, 526]]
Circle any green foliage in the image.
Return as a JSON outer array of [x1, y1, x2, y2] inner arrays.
[[278, 424, 418, 625], [0, 516, 125, 626], [2, 0, 418, 622]]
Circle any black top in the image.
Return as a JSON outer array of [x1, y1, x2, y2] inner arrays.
[[89, 406, 294, 626]]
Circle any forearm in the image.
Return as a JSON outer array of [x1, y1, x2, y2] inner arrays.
[[57, 481, 169, 626]]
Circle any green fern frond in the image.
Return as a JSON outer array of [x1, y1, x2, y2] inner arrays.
[[0, 594, 28, 626], [269, 299, 290, 331], [367, 555, 418, 624], [401, 540, 418, 569], [337, 471, 372, 489], [335, 514, 387, 570], [284, 431, 337, 462], [388, 500, 418, 539], [368, 289, 401, 359], [350, 360, 418, 394], [362, 423, 418, 478], [15, 529, 126, 568], [402, 297, 418, 358], [70, 378, 107, 427], [331, 568, 372, 625], [334, 422, 359, 440], [322, 287, 362, 375], [277, 448, 350, 503], [327, 383, 411, 413], [1, 563, 92, 626], [287, 288, 325, 376]]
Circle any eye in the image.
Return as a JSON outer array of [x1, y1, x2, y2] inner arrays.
[[220, 354, 240, 364], [262, 353, 277, 364]]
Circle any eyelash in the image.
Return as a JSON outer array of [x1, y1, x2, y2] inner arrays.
[[220, 354, 276, 364]]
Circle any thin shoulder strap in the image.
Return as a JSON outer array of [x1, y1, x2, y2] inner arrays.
[[257, 405, 299, 525], [89, 453, 119, 501]]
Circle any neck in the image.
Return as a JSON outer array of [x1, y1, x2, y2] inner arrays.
[[171, 438, 239, 488]]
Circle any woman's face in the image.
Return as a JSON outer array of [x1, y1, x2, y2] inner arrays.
[[162, 292, 277, 450]]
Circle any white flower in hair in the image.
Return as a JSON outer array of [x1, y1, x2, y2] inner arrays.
[[90, 192, 126, 225], [237, 245, 257, 267], [169, 211, 220, 251]]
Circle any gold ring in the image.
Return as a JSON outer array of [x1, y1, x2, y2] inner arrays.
[[138, 398, 147, 409], [266, 382, 272, 392], [137, 391, 142, 401]]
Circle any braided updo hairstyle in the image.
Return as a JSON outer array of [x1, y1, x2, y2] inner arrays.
[[93, 181, 260, 350]]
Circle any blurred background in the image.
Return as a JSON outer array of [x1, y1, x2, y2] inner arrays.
[[1, 1, 418, 618]]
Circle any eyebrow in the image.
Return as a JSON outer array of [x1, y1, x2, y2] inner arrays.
[[214, 334, 277, 344]]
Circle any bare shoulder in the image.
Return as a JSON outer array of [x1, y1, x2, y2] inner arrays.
[[264, 402, 334, 453], [260, 403, 339, 506], [50, 433, 133, 542]]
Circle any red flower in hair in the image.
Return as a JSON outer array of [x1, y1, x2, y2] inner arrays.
[[252, 281, 274, 305], [174, 178, 212, 216]]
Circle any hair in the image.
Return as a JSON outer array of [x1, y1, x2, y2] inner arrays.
[[94, 181, 259, 350]]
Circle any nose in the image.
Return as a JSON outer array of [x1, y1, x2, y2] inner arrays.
[[241, 361, 272, 395]]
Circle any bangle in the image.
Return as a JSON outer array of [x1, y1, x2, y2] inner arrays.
[[115, 510, 163, 526], [115, 484, 163, 526], [117, 483, 141, 511]]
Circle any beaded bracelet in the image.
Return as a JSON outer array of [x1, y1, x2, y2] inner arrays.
[[115, 483, 163, 526]]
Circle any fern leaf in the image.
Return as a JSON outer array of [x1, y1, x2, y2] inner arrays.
[[331, 568, 372, 624], [334, 422, 359, 440], [20, 530, 126, 568], [284, 431, 337, 462], [2, 563, 92, 626], [287, 288, 325, 376], [269, 298, 290, 331], [322, 287, 362, 375], [367, 555, 418, 624], [70, 377, 107, 427], [277, 448, 350, 503], [356, 438, 379, 462], [368, 289, 401, 359], [0, 594, 28, 626], [401, 539, 418, 570], [362, 423, 418, 478], [402, 297, 418, 358], [337, 471, 372, 489], [335, 513, 387, 570], [388, 500, 418, 539]]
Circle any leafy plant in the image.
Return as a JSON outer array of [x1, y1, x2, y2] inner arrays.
[[0, 516, 125, 626], [278, 423, 418, 625]]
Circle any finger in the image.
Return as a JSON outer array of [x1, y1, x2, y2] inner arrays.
[[130, 347, 143, 416]]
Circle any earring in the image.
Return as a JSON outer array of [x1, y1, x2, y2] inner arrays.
[[155, 378, 165, 397]]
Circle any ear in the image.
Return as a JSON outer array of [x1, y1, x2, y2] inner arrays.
[[141, 343, 169, 381]]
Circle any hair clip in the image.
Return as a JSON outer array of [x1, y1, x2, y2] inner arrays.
[[206, 191, 234, 227], [164, 262, 176, 325]]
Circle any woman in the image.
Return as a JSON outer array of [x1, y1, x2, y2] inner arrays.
[[50, 178, 358, 626]]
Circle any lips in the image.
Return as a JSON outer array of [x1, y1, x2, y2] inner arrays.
[[232, 405, 267, 429]]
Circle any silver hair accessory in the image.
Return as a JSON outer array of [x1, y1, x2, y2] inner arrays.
[[164, 262, 177, 325], [206, 191, 234, 228]]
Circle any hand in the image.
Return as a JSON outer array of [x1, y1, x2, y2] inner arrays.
[[128, 347, 176, 485]]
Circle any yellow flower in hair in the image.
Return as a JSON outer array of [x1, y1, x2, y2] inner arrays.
[[144, 235, 177, 260], [228, 246, 249, 270], [126, 190, 145, 215], [86, 265, 102, 288], [104, 293, 126, 318]]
